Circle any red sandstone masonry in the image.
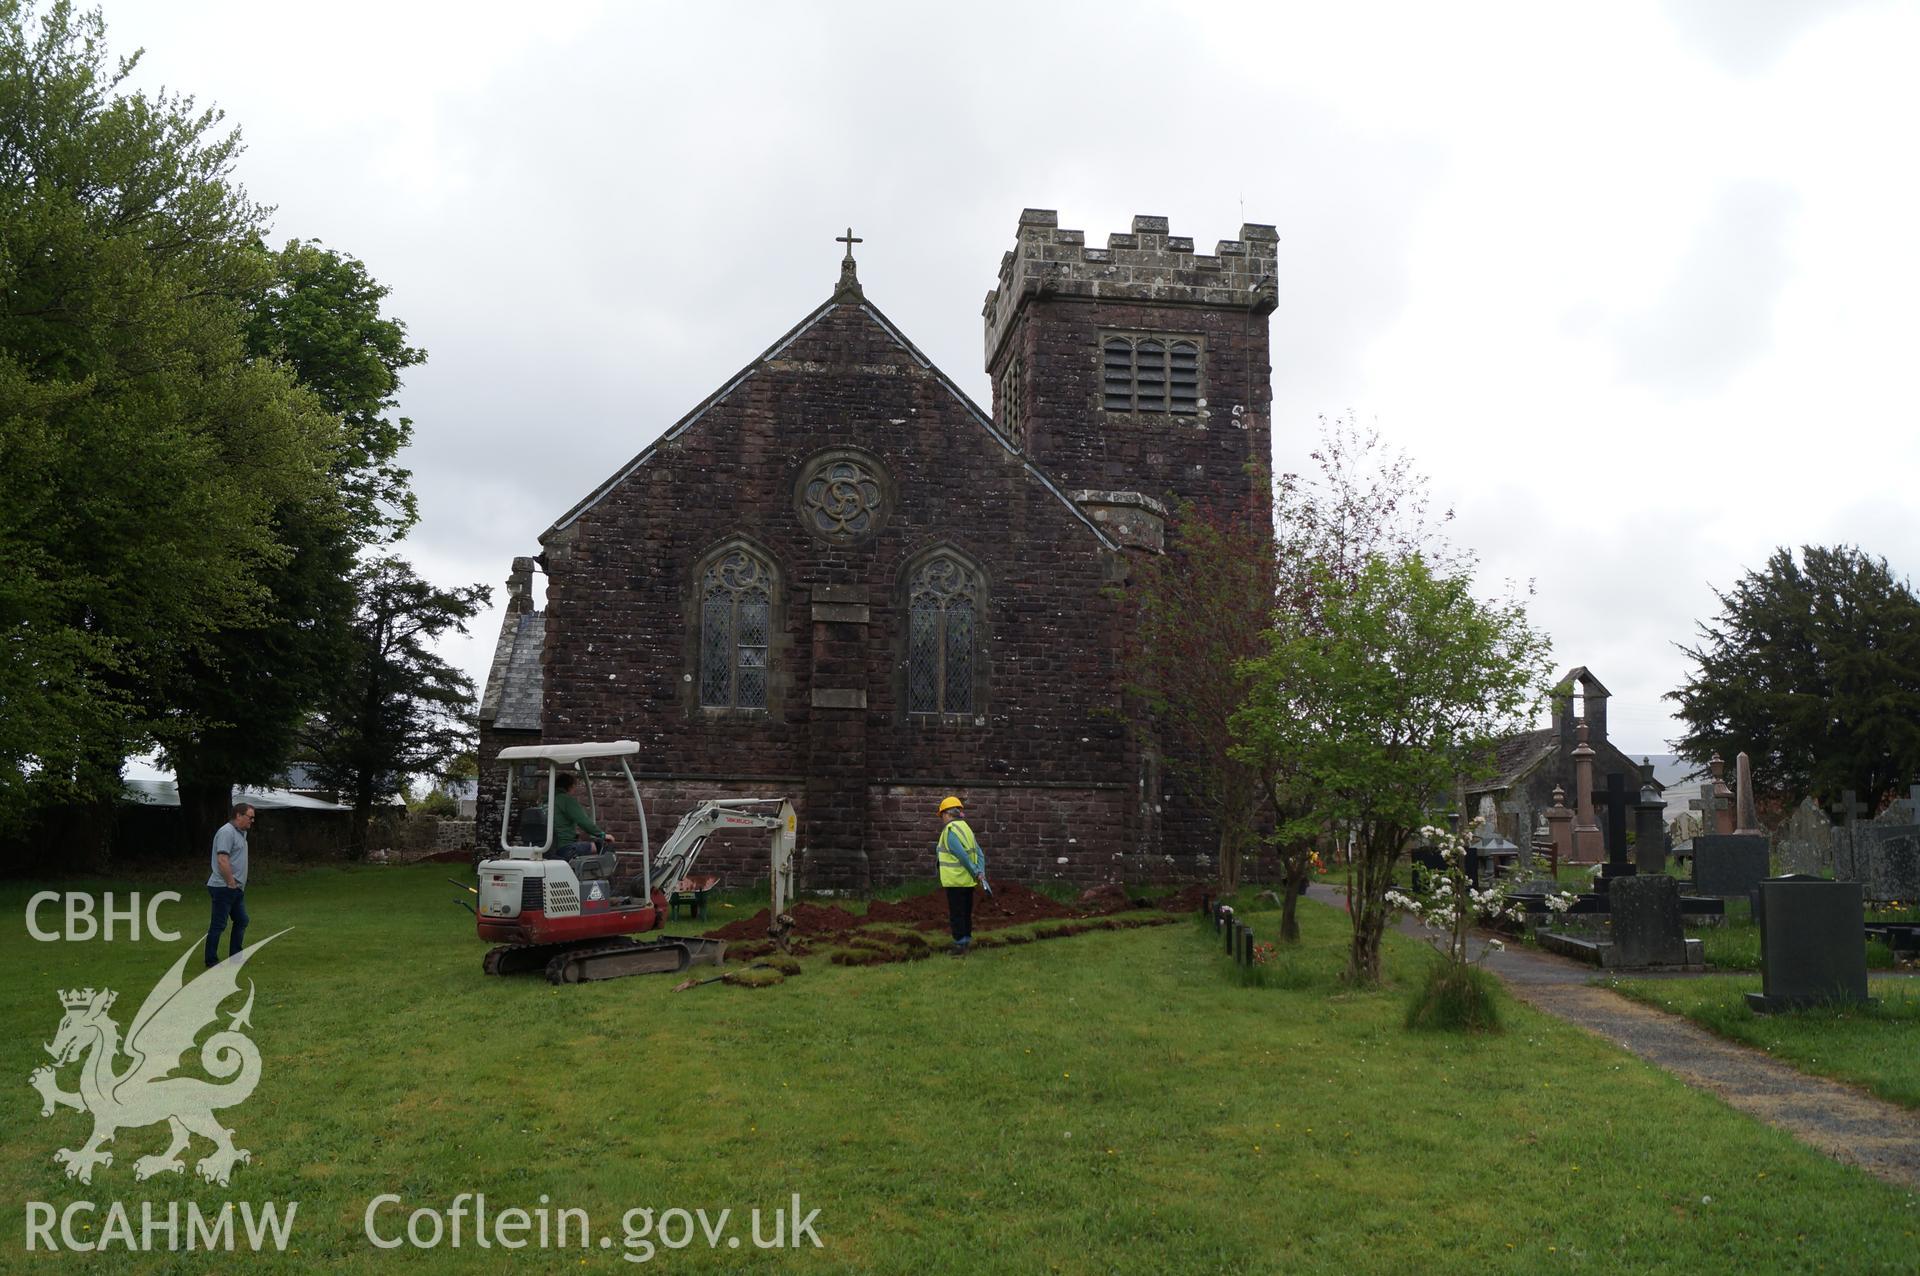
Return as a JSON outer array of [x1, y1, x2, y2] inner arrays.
[[478, 213, 1274, 891]]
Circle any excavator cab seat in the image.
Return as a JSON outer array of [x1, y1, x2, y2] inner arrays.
[[563, 847, 621, 883]]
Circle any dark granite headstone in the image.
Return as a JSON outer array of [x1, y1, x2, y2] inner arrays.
[[1746, 876, 1871, 1013], [1691, 833, 1769, 897], [1607, 874, 1691, 967]]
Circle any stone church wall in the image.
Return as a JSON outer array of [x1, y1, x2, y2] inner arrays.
[[478, 212, 1275, 894], [531, 299, 1147, 892]]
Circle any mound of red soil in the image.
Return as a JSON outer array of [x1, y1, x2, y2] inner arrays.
[[867, 881, 1080, 932], [702, 880, 1181, 942], [702, 899, 864, 941], [1157, 883, 1212, 913], [788, 901, 864, 933]]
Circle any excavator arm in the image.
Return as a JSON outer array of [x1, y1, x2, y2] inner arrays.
[[646, 799, 798, 914]]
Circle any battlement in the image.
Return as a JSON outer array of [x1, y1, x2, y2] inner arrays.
[[983, 210, 1277, 367]]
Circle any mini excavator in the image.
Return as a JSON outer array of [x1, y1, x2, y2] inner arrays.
[[474, 741, 797, 984]]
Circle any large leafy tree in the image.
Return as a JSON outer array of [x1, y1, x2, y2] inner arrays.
[[0, 0, 338, 832], [1667, 545, 1920, 812], [161, 241, 425, 849], [305, 558, 488, 859], [1238, 553, 1549, 985], [245, 238, 424, 540], [1264, 421, 1474, 940]]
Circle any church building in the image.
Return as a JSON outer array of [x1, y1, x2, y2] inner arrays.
[[477, 210, 1278, 890]]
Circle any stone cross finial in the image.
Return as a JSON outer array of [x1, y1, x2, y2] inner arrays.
[[833, 227, 865, 301], [1829, 789, 1866, 828]]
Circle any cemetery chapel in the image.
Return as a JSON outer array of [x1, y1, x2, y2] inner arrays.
[[477, 211, 1280, 890]]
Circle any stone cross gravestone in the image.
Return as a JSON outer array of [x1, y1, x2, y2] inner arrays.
[[1773, 797, 1835, 877], [1746, 876, 1871, 1013], [1689, 778, 1727, 843], [1591, 772, 1632, 870], [1608, 874, 1692, 968], [1691, 834, 1770, 897]]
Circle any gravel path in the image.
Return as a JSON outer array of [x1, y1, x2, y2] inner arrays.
[[1302, 883, 1920, 1190]]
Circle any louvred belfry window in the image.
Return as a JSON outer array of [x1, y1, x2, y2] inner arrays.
[[1102, 334, 1202, 413], [699, 547, 774, 710], [908, 553, 982, 716]]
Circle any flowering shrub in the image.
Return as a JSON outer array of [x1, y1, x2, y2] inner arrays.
[[1385, 825, 1577, 965]]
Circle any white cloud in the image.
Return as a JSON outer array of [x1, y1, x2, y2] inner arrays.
[[92, 0, 1920, 759]]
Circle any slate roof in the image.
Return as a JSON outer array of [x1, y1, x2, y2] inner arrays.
[[1478, 728, 1556, 792], [481, 611, 545, 733]]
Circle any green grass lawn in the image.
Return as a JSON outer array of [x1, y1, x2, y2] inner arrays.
[[1686, 898, 1908, 973], [1609, 974, 1920, 1110], [3, 864, 1918, 1273]]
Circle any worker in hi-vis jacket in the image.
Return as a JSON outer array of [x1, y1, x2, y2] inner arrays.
[[935, 795, 990, 956]]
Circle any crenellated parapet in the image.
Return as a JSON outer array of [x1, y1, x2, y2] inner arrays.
[[983, 210, 1277, 366]]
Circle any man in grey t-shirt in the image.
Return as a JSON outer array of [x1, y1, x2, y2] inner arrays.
[[206, 802, 256, 967]]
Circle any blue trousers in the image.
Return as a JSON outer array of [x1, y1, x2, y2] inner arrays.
[[206, 886, 248, 967]]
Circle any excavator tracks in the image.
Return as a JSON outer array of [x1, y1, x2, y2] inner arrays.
[[483, 936, 728, 984]]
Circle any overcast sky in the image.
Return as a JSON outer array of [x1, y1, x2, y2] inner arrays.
[[101, 0, 1919, 759]]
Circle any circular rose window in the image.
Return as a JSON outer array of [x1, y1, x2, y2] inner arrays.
[[794, 448, 890, 543]]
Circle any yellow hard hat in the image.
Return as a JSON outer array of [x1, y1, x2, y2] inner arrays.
[[938, 795, 964, 814]]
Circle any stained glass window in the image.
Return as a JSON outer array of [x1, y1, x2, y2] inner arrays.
[[908, 553, 982, 716], [699, 547, 775, 709]]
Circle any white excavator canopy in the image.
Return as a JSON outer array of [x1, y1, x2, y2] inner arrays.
[[494, 740, 640, 765]]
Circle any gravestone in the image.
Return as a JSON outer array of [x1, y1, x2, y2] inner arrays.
[[1688, 778, 1726, 845], [1829, 790, 1868, 881], [1854, 821, 1920, 904], [1633, 759, 1667, 876], [1733, 751, 1763, 834], [1773, 798, 1835, 877], [1607, 874, 1692, 967], [1745, 876, 1871, 1013], [1691, 833, 1769, 897], [1593, 772, 1634, 889], [1591, 772, 1631, 859], [1501, 794, 1536, 871], [1711, 755, 1735, 834]]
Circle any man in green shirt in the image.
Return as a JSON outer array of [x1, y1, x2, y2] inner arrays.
[[552, 773, 615, 863]]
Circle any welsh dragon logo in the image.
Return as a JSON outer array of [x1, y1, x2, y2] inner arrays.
[[28, 932, 285, 1187]]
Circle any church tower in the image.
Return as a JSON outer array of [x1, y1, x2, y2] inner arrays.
[[982, 210, 1278, 526]]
